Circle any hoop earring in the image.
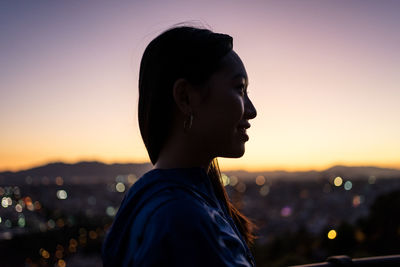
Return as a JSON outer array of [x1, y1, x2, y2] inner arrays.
[[183, 113, 193, 131]]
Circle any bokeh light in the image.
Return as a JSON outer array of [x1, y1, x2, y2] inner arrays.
[[56, 190, 68, 200], [18, 215, 26, 227], [229, 176, 239, 186], [259, 185, 270, 196], [328, 229, 337, 239], [89, 230, 98, 239], [115, 182, 126, 193], [1, 197, 9, 208], [280, 206, 292, 217], [352, 195, 364, 207], [57, 259, 66, 267], [127, 174, 137, 184], [333, 177, 343, 187], [255, 175, 266, 186], [55, 176, 64, 186], [15, 203, 23, 212], [40, 248, 50, 259], [221, 174, 230, 186], [47, 219, 56, 229], [344, 181, 353, 191], [106, 206, 117, 217], [235, 182, 246, 193]]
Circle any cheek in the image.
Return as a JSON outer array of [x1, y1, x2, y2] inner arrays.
[[196, 88, 244, 133], [208, 97, 244, 140], [220, 96, 245, 123]]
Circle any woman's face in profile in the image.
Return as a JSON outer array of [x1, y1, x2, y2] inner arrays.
[[192, 50, 257, 159]]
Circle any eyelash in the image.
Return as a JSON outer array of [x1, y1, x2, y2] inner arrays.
[[237, 85, 247, 96]]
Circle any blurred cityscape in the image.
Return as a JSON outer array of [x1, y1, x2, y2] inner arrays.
[[0, 162, 399, 267]]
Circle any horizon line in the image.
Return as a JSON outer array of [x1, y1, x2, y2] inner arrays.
[[1, 158, 399, 174]]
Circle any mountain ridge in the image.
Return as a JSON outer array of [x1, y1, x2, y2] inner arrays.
[[1, 161, 399, 183]]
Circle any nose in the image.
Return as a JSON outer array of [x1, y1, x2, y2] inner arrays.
[[244, 95, 257, 120]]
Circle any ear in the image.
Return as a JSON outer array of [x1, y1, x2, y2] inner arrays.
[[172, 78, 197, 115]]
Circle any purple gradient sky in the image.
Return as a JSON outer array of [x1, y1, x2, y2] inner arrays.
[[1, 0, 399, 171]]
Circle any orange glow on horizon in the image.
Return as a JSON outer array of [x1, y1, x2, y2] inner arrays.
[[1, 155, 399, 173]]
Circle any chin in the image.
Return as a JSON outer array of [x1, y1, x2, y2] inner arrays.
[[222, 145, 245, 158]]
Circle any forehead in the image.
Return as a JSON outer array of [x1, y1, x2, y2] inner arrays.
[[216, 50, 248, 81]]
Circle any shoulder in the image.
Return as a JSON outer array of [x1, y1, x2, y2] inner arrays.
[[130, 184, 253, 267], [135, 191, 235, 266], [148, 189, 218, 232], [159, 190, 211, 215]]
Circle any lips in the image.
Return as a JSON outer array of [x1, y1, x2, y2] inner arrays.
[[237, 122, 250, 141], [237, 122, 251, 130]]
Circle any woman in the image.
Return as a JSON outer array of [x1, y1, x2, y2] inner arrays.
[[102, 26, 257, 267]]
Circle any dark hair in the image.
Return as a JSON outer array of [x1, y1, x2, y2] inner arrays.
[[138, 26, 256, 245]]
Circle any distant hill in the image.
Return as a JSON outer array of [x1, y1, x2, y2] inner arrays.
[[0, 161, 152, 185], [224, 165, 400, 181], [0, 162, 399, 185], [323, 165, 400, 179]]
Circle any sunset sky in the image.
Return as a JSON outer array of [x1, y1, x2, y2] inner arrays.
[[1, 0, 399, 172]]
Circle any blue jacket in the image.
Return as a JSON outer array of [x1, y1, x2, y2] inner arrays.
[[102, 167, 255, 267]]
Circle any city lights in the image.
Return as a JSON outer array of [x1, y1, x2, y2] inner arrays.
[[127, 174, 138, 184], [353, 195, 364, 207], [1, 197, 12, 208], [334, 177, 343, 187], [57, 190, 68, 200], [13, 186, 21, 197], [106, 206, 117, 217], [55, 176, 64, 186], [18, 215, 26, 227], [1, 197, 9, 208], [69, 238, 78, 253], [0, 160, 398, 267], [15, 204, 23, 212], [34, 201, 41, 210], [344, 181, 353, 191], [328, 229, 337, 239], [56, 218, 65, 228], [235, 182, 246, 193], [40, 248, 50, 259], [48, 219, 56, 229], [259, 185, 270, 196], [89, 230, 98, 239], [57, 259, 66, 267], [229, 176, 239, 186], [355, 229, 366, 242], [115, 182, 126, 193], [255, 175, 266, 186], [221, 174, 230, 186], [280, 206, 292, 217]]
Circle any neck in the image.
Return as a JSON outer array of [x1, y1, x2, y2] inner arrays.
[[154, 131, 213, 170]]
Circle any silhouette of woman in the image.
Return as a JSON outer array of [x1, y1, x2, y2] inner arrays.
[[102, 25, 257, 267]]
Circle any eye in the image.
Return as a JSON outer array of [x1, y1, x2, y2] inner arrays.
[[236, 84, 246, 96]]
